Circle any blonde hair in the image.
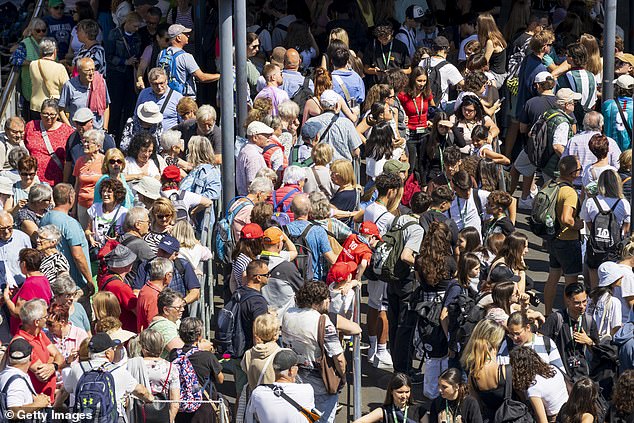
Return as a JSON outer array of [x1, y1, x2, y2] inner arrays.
[[187, 135, 215, 167], [93, 291, 121, 321], [330, 159, 356, 185], [460, 319, 506, 376], [329, 28, 350, 47], [151, 198, 176, 223], [619, 149, 632, 172], [580, 34, 602, 76], [253, 312, 280, 343], [176, 97, 198, 118], [123, 11, 143, 26], [255, 167, 278, 185], [102, 148, 126, 174], [622, 238, 634, 260], [311, 143, 333, 166], [172, 220, 198, 249]]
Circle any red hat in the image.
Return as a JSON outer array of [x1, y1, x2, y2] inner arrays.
[[162, 165, 181, 182], [326, 262, 357, 284], [240, 223, 264, 239], [360, 221, 382, 240]]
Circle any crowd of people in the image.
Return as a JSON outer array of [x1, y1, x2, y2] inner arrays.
[[1, 0, 634, 422]]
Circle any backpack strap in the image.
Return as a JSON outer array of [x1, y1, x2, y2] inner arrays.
[[502, 364, 513, 400], [374, 211, 389, 225], [276, 188, 300, 213], [543, 335, 552, 355], [262, 144, 278, 154], [1, 373, 35, 396], [311, 167, 328, 194], [318, 113, 339, 143], [472, 188, 483, 218], [100, 274, 122, 291], [297, 223, 315, 245], [174, 258, 186, 279]]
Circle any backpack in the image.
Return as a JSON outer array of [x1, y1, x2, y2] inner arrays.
[[169, 190, 191, 224], [413, 288, 449, 358], [272, 188, 300, 227], [587, 197, 623, 260], [528, 180, 570, 241], [214, 197, 254, 265], [216, 288, 260, 358], [173, 347, 207, 413], [289, 145, 313, 167], [73, 363, 119, 423], [310, 220, 343, 265], [447, 288, 487, 357], [525, 110, 563, 168], [421, 58, 449, 106], [0, 374, 36, 423], [158, 48, 187, 93], [493, 365, 535, 423], [369, 216, 418, 284], [291, 76, 313, 117], [285, 224, 316, 282], [262, 140, 288, 171]]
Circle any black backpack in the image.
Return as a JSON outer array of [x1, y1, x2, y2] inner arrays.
[[494, 365, 535, 423], [291, 76, 313, 117], [0, 374, 37, 423], [447, 287, 487, 357], [285, 224, 316, 282], [421, 58, 449, 106], [525, 110, 563, 168], [216, 288, 260, 358], [587, 197, 623, 261]]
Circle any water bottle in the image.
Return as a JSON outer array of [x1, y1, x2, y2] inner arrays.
[[545, 214, 555, 236]]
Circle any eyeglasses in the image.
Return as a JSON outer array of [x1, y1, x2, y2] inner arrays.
[[34, 28, 46, 34], [169, 305, 185, 311], [20, 172, 36, 177], [52, 5, 64, 9], [0, 226, 12, 232], [156, 214, 171, 219], [41, 113, 57, 118], [253, 272, 271, 278], [109, 159, 123, 165]]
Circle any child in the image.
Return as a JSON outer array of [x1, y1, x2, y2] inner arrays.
[[483, 190, 515, 240], [160, 130, 187, 176], [335, 221, 383, 281], [470, 125, 510, 165], [327, 262, 361, 320], [458, 252, 482, 293], [171, 220, 212, 277], [590, 261, 625, 340]]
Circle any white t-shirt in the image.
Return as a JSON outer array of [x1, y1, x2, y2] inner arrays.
[[87, 203, 128, 246], [363, 201, 395, 235], [247, 382, 315, 423], [179, 244, 213, 271], [0, 367, 35, 408], [419, 57, 464, 105], [123, 156, 166, 179], [580, 195, 631, 226], [447, 189, 491, 233], [588, 292, 622, 337], [160, 189, 204, 211], [366, 148, 404, 179], [581, 164, 618, 188], [329, 285, 355, 319], [526, 366, 569, 416]]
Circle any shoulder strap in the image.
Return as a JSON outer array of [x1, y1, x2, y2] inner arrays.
[[374, 210, 389, 224], [472, 189, 483, 217], [592, 196, 605, 214], [333, 75, 351, 103], [101, 274, 122, 291], [174, 258, 186, 277], [160, 88, 174, 114], [262, 144, 278, 154], [297, 223, 314, 244], [616, 99, 632, 138], [39, 121, 64, 170], [311, 167, 328, 194], [503, 364, 513, 400], [543, 335, 552, 355], [318, 113, 339, 143], [276, 189, 299, 212], [2, 373, 35, 395], [263, 384, 311, 417]]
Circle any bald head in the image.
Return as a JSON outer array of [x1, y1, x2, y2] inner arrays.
[[271, 47, 287, 68], [290, 194, 311, 219], [0, 211, 13, 241], [284, 49, 301, 70]]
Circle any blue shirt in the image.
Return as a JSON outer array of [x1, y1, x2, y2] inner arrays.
[[58, 77, 111, 129], [281, 70, 314, 100], [331, 69, 366, 104], [39, 210, 90, 288], [135, 87, 183, 131], [0, 229, 31, 288], [602, 97, 633, 151], [285, 220, 332, 281], [180, 163, 221, 227], [516, 54, 547, 119], [132, 258, 200, 296]]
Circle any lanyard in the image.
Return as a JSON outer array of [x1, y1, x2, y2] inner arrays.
[[568, 314, 582, 350], [445, 400, 458, 423], [381, 41, 393, 68], [412, 94, 424, 120], [455, 196, 469, 225], [391, 406, 408, 423]]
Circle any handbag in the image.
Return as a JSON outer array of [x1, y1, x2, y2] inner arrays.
[[262, 384, 322, 423], [140, 363, 172, 423], [317, 314, 345, 395], [493, 365, 535, 423]]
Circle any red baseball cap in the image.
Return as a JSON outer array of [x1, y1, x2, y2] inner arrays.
[[360, 221, 382, 240], [162, 165, 181, 182], [241, 223, 264, 239], [326, 262, 357, 284]]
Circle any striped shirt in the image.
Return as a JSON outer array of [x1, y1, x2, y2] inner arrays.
[[498, 334, 565, 372], [559, 69, 597, 110]]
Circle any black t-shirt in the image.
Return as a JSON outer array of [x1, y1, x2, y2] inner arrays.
[[239, 287, 269, 352], [427, 395, 483, 423], [420, 210, 459, 248], [482, 216, 515, 239], [331, 188, 358, 212], [519, 95, 558, 126], [605, 406, 634, 423], [168, 344, 223, 390], [363, 38, 411, 83]]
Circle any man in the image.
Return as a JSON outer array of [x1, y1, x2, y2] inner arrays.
[[285, 195, 337, 282], [158, 24, 220, 98], [602, 74, 634, 151], [331, 47, 365, 110], [136, 257, 172, 330], [457, 13, 478, 62], [427, 146, 462, 193], [39, 184, 92, 305], [43, 0, 74, 60], [247, 349, 316, 423], [120, 207, 155, 286], [615, 52, 634, 77], [539, 283, 599, 381], [237, 122, 272, 196], [231, 177, 274, 240], [543, 156, 585, 315], [58, 57, 110, 130], [419, 36, 464, 106], [135, 67, 183, 131], [138, 6, 161, 50], [515, 30, 551, 118], [305, 90, 362, 161], [133, 0, 158, 23], [446, 170, 491, 234], [420, 185, 459, 249], [0, 339, 50, 414], [0, 211, 31, 290], [255, 47, 286, 92], [254, 63, 289, 116], [63, 108, 116, 183], [63, 332, 154, 416], [147, 288, 186, 357], [363, 22, 411, 84], [281, 48, 314, 100], [100, 244, 138, 332], [563, 112, 621, 189], [363, 172, 402, 235], [174, 104, 221, 162], [133, 235, 200, 305], [557, 42, 597, 124], [395, 5, 426, 59], [0, 117, 25, 173]]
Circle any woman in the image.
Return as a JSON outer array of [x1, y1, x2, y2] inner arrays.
[[477, 13, 507, 88], [136, 23, 170, 90], [619, 151, 632, 201], [558, 377, 601, 423], [461, 319, 507, 423], [606, 370, 634, 422], [36, 225, 70, 284], [284, 20, 319, 69], [94, 148, 135, 209], [365, 119, 405, 181], [72, 18, 106, 75], [582, 169, 631, 287], [29, 38, 69, 118], [171, 220, 212, 275], [144, 198, 176, 254], [86, 178, 128, 249], [24, 98, 74, 185], [120, 101, 164, 154], [176, 97, 198, 122], [11, 156, 42, 211], [330, 159, 360, 219], [180, 136, 221, 204], [450, 96, 500, 150], [422, 368, 483, 423], [231, 223, 265, 292], [489, 232, 529, 293], [45, 302, 88, 368], [582, 135, 618, 196], [123, 132, 167, 187], [353, 373, 416, 423], [510, 346, 568, 422], [302, 67, 357, 124], [51, 272, 90, 332], [74, 129, 105, 227], [241, 312, 282, 391], [16, 183, 52, 238], [10, 18, 47, 119], [111, 0, 132, 28], [303, 143, 337, 198], [419, 112, 465, 184], [309, 191, 352, 245], [485, 281, 542, 328], [277, 101, 301, 158], [469, 125, 509, 165], [580, 34, 602, 81], [92, 291, 122, 323], [398, 66, 434, 168]]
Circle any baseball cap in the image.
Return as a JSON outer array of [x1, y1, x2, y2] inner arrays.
[[241, 223, 264, 240], [433, 36, 450, 50], [7, 338, 32, 360], [405, 5, 425, 20], [48, 0, 64, 8], [598, 262, 627, 287], [273, 349, 299, 371], [89, 333, 121, 353], [383, 159, 409, 174], [534, 71, 554, 84], [616, 74, 634, 90], [556, 88, 582, 104], [320, 90, 339, 109], [489, 265, 521, 284], [326, 262, 357, 284], [246, 121, 274, 137], [162, 165, 182, 182], [616, 53, 634, 66], [301, 121, 321, 141], [105, 244, 137, 268], [168, 24, 192, 39], [263, 227, 284, 245], [360, 221, 382, 240], [72, 107, 93, 123], [135, 176, 162, 200], [158, 235, 180, 254]]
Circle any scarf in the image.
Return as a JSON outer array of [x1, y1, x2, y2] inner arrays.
[[88, 71, 108, 115]]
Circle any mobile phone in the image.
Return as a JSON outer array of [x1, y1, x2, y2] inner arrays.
[[498, 97, 506, 103]]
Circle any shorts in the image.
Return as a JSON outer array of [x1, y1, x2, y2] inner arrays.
[[367, 279, 388, 311], [513, 149, 537, 177], [548, 238, 583, 276]]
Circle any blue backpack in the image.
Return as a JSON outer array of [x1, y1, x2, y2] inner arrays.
[[73, 363, 118, 423], [271, 188, 299, 226], [214, 197, 254, 264], [216, 288, 259, 358], [158, 48, 186, 93]]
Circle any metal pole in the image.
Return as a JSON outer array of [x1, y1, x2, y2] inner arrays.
[[234, 0, 248, 137], [219, 0, 235, 209], [602, 0, 617, 101], [352, 285, 362, 420]]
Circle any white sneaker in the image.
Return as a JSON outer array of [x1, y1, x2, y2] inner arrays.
[[367, 345, 377, 363], [518, 196, 534, 210], [530, 185, 539, 197], [373, 349, 394, 369]]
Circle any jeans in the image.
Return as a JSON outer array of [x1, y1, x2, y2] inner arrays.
[[386, 286, 417, 373], [314, 393, 338, 423]]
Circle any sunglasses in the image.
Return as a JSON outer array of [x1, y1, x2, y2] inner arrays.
[[20, 172, 36, 177], [34, 28, 46, 34], [156, 214, 171, 219], [254, 272, 271, 278], [52, 5, 64, 9], [109, 159, 123, 165]]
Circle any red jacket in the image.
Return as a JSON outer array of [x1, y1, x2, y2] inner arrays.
[[271, 184, 302, 221]]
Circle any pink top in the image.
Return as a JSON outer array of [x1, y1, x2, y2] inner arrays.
[[24, 120, 74, 185], [10, 275, 53, 334], [47, 323, 89, 362]]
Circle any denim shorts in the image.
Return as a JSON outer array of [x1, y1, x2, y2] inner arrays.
[[548, 238, 582, 276]]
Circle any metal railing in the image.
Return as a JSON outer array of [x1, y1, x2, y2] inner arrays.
[[198, 206, 215, 338]]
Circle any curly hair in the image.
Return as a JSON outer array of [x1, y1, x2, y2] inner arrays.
[[487, 190, 513, 210], [417, 221, 453, 286], [99, 178, 127, 205], [295, 281, 329, 309], [509, 346, 556, 391], [47, 301, 70, 325], [127, 133, 157, 161], [18, 156, 38, 172], [455, 95, 485, 122], [94, 316, 122, 332], [612, 370, 634, 415]]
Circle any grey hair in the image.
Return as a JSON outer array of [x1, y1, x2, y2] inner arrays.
[[4, 116, 25, 131], [157, 287, 183, 315], [39, 37, 57, 57], [196, 105, 217, 122], [19, 299, 47, 325], [186, 136, 215, 167], [77, 57, 95, 69], [248, 176, 274, 195], [9, 355, 31, 366], [28, 183, 53, 203], [139, 328, 165, 357], [50, 272, 77, 296], [254, 167, 278, 185], [261, 114, 282, 130], [123, 207, 149, 232], [597, 169, 624, 199], [582, 111, 604, 131], [290, 193, 311, 218], [178, 317, 204, 343], [308, 191, 331, 219], [28, 18, 46, 35], [160, 130, 182, 151], [282, 165, 305, 185], [83, 129, 105, 149], [277, 101, 300, 121], [149, 257, 173, 280], [38, 224, 62, 244], [148, 67, 167, 81], [8, 146, 29, 169], [40, 98, 60, 112]]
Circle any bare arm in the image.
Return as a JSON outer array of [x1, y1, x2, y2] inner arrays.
[[59, 109, 72, 126], [553, 144, 565, 156], [400, 247, 416, 266], [184, 288, 200, 304], [324, 250, 338, 265], [484, 39, 495, 62], [169, 387, 180, 422], [482, 149, 510, 165], [352, 408, 384, 423], [70, 245, 93, 289], [132, 384, 155, 403], [333, 352, 346, 378], [339, 98, 358, 122], [103, 106, 110, 131], [561, 204, 582, 229], [551, 61, 571, 78], [529, 397, 549, 423], [336, 314, 362, 336], [282, 233, 298, 260], [193, 69, 220, 83]]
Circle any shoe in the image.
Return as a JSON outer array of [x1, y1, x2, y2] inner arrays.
[[367, 345, 377, 364], [408, 370, 425, 384], [518, 196, 534, 210], [373, 350, 394, 369], [359, 341, 370, 350]]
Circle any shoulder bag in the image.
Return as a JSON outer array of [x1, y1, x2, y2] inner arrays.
[[317, 314, 345, 394], [262, 384, 322, 423], [39, 120, 64, 171]]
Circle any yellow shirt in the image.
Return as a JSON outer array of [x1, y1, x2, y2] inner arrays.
[[29, 59, 69, 112], [556, 185, 580, 241]]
